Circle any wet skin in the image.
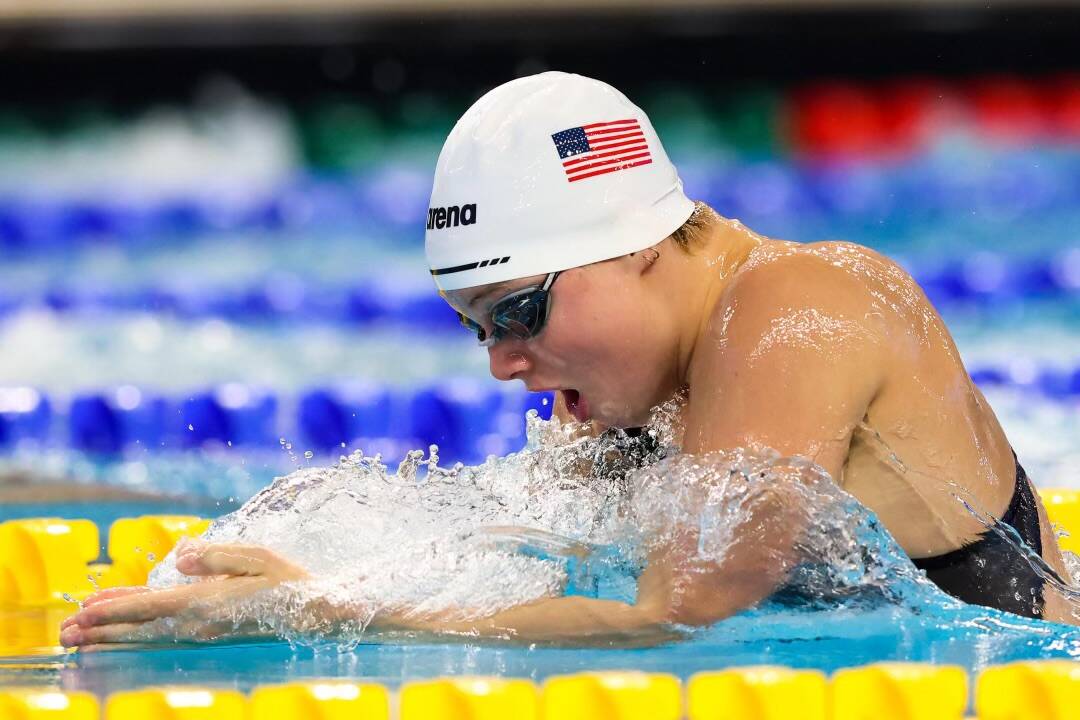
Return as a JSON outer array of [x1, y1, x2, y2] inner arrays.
[[61, 209, 1077, 647], [448, 212, 1074, 623]]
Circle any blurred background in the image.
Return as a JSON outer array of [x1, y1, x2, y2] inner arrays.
[[1, 0, 1080, 519]]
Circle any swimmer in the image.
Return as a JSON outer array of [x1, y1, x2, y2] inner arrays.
[[61, 72, 1076, 649]]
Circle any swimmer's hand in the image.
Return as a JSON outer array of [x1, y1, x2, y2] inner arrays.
[[59, 540, 309, 650]]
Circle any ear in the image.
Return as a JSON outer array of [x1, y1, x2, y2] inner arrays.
[[636, 247, 661, 274]]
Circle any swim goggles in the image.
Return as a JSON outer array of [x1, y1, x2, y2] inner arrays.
[[457, 272, 561, 346]]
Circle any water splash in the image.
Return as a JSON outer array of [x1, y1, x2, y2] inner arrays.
[[850, 416, 1080, 619], [145, 399, 1080, 654]]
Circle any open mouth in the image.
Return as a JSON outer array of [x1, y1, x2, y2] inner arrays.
[[561, 389, 590, 423]]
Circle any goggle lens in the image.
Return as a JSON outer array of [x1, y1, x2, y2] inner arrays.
[[493, 294, 545, 340], [456, 272, 559, 346]]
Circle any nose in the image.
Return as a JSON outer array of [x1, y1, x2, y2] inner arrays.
[[488, 341, 531, 382]]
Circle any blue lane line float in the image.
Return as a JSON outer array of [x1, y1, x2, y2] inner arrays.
[[298, 383, 398, 454], [408, 379, 506, 462], [2, 147, 1080, 253], [65, 385, 278, 454], [180, 387, 279, 449], [0, 167, 445, 254], [0, 387, 51, 449], [70, 387, 173, 454], [966, 364, 1080, 401], [0, 383, 558, 462], [0, 281, 466, 330], [9, 366, 1080, 460], [3, 248, 1080, 326], [69, 394, 125, 455], [295, 381, 547, 464]]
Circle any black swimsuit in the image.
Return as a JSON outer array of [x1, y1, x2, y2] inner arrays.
[[912, 451, 1055, 618], [611, 431, 1057, 618]]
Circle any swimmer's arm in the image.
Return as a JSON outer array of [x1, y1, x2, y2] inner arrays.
[[369, 256, 897, 642], [370, 596, 672, 644], [671, 253, 887, 608], [361, 550, 676, 642], [363, 538, 775, 642], [683, 251, 887, 484], [61, 544, 773, 645]]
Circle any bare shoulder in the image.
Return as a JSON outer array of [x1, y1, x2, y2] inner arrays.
[[683, 239, 899, 469], [728, 239, 915, 306], [703, 240, 912, 356]]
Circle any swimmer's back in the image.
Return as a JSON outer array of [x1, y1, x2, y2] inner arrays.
[[691, 239, 1068, 584]]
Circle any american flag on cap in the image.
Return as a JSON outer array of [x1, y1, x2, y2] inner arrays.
[[551, 118, 653, 183]]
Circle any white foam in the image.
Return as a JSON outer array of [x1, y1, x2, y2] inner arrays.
[[146, 395, 962, 644]]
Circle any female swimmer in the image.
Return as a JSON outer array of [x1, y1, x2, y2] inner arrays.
[[61, 72, 1075, 649]]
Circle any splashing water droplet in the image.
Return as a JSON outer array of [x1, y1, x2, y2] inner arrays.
[[142, 390, 1011, 648], [188, 424, 194, 431], [146, 394, 671, 640], [304, 451, 314, 460]]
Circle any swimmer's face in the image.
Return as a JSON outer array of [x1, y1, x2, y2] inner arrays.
[[444, 252, 682, 429]]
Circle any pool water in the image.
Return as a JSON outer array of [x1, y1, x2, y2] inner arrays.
[[3, 427, 1079, 697], [4, 78, 1080, 701], [0, 500, 232, 534], [4, 575, 1079, 697]]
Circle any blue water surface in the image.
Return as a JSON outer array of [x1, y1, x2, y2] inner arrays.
[[1, 489, 1078, 702], [2, 594, 1076, 700]]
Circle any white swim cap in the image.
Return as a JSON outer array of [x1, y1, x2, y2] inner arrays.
[[425, 71, 695, 291]]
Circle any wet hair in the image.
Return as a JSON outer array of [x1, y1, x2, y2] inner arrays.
[[669, 200, 715, 252]]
